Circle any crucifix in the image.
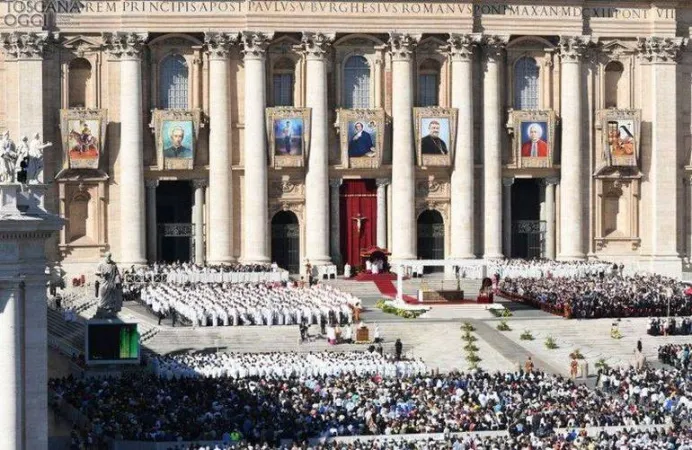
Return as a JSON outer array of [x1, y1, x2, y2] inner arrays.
[[352, 213, 367, 234]]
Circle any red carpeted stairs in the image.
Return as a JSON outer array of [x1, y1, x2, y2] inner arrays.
[[372, 278, 419, 304]]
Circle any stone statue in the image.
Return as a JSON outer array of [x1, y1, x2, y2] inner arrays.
[[28, 133, 51, 183], [0, 131, 17, 183], [14, 136, 29, 184], [95, 252, 123, 316]]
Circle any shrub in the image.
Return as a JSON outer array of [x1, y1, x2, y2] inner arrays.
[[461, 322, 476, 332], [570, 349, 585, 360], [490, 308, 512, 318], [497, 319, 511, 331], [545, 336, 558, 349], [375, 300, 426, 319], [462, 332, 478, 343], [464, 343, 479, 352], [520, 330, 534, 340], [466, 352, 481, 363], [594, 358, 610, 371]]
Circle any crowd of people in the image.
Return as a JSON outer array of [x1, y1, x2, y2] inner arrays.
[[49, 364, 692, 445], [139, 283, 359, 327], [150, 351, 426, 380], [499, 274, 692, 318], [659, 344, 692, 370], [487, 259, 617, 280], [647, 317, 692, 336], [121, 262, 286, 286]]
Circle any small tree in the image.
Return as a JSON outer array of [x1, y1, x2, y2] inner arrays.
[[545, 336, 558, 349], [520, 330, 534, 341], [569, 349, 584, 360]]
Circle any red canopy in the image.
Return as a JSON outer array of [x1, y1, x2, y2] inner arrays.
[[360, 246, 391, 257]]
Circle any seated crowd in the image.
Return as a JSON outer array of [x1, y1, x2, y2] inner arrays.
[[647, 317, 692, 336], [659, 343, 692, 370], [150, 351, 427, 380], [49, 363, 691, 445], [499, 274, 692, 319], [122, 262, 280, 283], [140, 283, 359, 327], [487, 259, 617, 280]]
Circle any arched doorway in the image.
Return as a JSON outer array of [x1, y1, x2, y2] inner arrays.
[[271, 211, 300, 273], [417, 210, 444, 273]]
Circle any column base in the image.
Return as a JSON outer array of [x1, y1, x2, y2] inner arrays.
[[305, 257, 333, 265], [641, 255, 682, 279], [448, 254, 478, 260], [207, 257, 237, 265], [483, 253, 504, 260], [239, 255, 272, 264], [557, 254, 586, 261]]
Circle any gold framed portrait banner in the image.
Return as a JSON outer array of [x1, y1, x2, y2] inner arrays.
[[265, 107, 311, 169], [596, 109, 640, 170], [59, 108, 108, 171], [508, 109, 557, 169], [338, 108, 385, 169], [414, 107, 458, 167], [152, 109, 202, 171]]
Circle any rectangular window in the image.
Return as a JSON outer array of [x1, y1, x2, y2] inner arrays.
[[418, 74, 439, 107], [273, 74, 294, 107]]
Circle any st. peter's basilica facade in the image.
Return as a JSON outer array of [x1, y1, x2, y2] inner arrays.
[[1, 0, 691, 276]]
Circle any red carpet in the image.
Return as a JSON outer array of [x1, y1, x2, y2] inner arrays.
[[354, 272, 399, 281], [372, 279, 419, 304]]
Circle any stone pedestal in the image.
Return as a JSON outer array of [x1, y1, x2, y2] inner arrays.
[[0, 183, 63, 450]]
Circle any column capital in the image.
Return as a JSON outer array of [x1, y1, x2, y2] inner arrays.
[[558, 35, 592, 63], [388, 32, 420, 61], [102, 32, 148, 60], [542, 176, 559, 186], [637, 36, 687, 64], [502, 177, 514, 187], [0, 32, 50, 60], [145, 179, 159, 189], [481, 35, 509, 62], [241, 32, 274, 60], [299, 32, 335, 61], [446, 33, 481, 62], [191, 179, 208, 189], [204, 32, 238, 60], [329, 178, 343, 188], [376, 178, 390, 187]]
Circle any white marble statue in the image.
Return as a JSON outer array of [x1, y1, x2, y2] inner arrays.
[[95, 252, 124, 316], [28, 133, 51, 183], [0, 131, 17, 183]]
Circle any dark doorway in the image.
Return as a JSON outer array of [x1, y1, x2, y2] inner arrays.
[[157, 181, 192, 263], [511, 179, 543, 258], [417, 210, 445, 273], [271, 211, 300, 273]]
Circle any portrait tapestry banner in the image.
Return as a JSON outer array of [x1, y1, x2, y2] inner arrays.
[[596, 109, 640, 171], [414, 107, 457, 167], [265, 107, 311, 169], [338, 109, 385, 169], [508, 109, 557, 169], [152, 109, 202, 170], [59, 108, 108, 171]]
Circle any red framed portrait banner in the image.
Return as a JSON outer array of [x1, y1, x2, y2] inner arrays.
[[340, 179, 377, 267]]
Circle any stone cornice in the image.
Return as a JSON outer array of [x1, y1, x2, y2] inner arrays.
[[0, 32, 50, 60], [299, 32, 335, 61], [558, 35, 592, 63], [637, 36, 687, 63], [204, 31, 238, 60], [481, 35, 509, 62], [102, 32, 148, 60], [446, 33, 480, 62], [388, 32, 420, 61], [241, 32, 274, 60]]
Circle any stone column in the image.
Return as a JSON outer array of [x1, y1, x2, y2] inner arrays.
[[145, 180, 158, 263], [241, 32, 273, 263], [389, 33, 419, 261], [544, 177, 558, 260], [502, 177, 514, 257], [0, 280, 22, 450], [558, 36, 589, 260], [302, 33, 334, 265], [329, 179, 342, 265], [204, 32, 237, 264], [376, 178, 389, 248], [638, 37, 686, 275], [448, 34, 479, 259], [481, 35, 508, 259], [104, 32, 148, 266], [192, 180, 207, 264]]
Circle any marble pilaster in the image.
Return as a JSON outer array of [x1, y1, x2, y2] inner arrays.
[[376, 178, 389, 249], [192, 180, 207, 264]]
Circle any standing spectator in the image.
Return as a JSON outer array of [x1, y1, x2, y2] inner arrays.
[[395, 338, 403, 361], [525, 356, 534, 373]]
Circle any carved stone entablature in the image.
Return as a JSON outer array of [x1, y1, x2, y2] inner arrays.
[[593, 166, 642, 180], [481, 35, 509, 62], [62, 35, 103, 57], [637, 36, 687, 63], [241, 32, 274, 59], [0, 32, 50, 60], [102, 32, 148, 59], [388, 32, 419, 61], [415, 177, 450, 199], [204, 32, 238, 60], [558, 35, 592, 63], [270, 176, 305, 199], [446, 33, 480, 62], [300, 32, 335, 60]]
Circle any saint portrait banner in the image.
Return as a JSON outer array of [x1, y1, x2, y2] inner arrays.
[[597, 109, 640, 170], [508, 109, 557, 169], [414, 107, 457, 167], [152, 109, 202, 170], [266, 107, 311, 169], [338, 108, 385, 169], [60, 109, 107, 171]]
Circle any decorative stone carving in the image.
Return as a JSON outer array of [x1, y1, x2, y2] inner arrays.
[[388, 33, 419, 60], [241, 32, 274, 59], [558, 36, 591, 62], [300, 32, 335, 60], [637, 36, 687, 63], [102, 32, 148, 59], [204, 32, 238, 59], [0, 32, 49, 59], [0, 131, 17, 183], [416, 178, 450, 198], [481, 35, 509, 62], [270, 178, 304, 198], [94, 252, 123, 317], [62, 36, 103, 57], [26, 133, 51, 184], [446, 33, 480, 61]]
